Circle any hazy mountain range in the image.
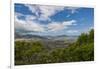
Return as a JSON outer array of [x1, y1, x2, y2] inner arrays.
[[15, 32, 78, 42]]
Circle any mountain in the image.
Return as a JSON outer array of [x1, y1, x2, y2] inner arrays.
[[15, 32, 78, 42], [15, 33, 47, 40]]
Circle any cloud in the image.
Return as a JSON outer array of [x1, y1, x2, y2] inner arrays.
[[23, 5, 80, 22], [25, 15, 37, 21], [66, 14, 71, 18], [24, 4, 65, 21], [15, 12, 77, 33], [48, 20, 76, 31], [25, 4, 40, 16], [48, 22, 64, 31], [65, 7, 80, 18], [15, 4, 79, 33], [15, 12, 37, 21], [15, 13, 45, 32], [62, 20, 76, 25], [67, 30, 78, 33], [66, 7, 80, 14]]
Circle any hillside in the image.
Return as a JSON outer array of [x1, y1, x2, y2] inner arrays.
[[15, 29, 94, 65]]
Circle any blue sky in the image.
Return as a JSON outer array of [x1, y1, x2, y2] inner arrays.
[[14, 3, 94, 36]]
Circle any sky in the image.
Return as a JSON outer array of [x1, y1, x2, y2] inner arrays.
[[14, 3, 94, 36]]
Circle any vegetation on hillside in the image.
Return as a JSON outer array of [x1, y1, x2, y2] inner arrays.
[[15, 29, 94, 65]]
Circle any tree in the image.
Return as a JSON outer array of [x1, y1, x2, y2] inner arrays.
[[89, 29, 94, 42], [77, 33, 88, 45]]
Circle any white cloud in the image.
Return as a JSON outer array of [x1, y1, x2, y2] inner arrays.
[[67, 30, 78, 33], [25, 5, 39, 16], [65, 7, 80, 18], [62, 20, 76, 25], [22, 5, 80, 22], [15, 10, 77, 33], [24, 4, 81, 23], [25, 15, 37, 21], [39, 5, 65, 21], [15, 13, 45, 32], [48, 22, 64, 31], [24, 4, 65, 21], [66, 7, 80, 14], [48, 20, 76, 31], [66, 14, 71, 18]]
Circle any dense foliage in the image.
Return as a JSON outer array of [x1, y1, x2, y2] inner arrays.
[[15, 29, 94, 65]]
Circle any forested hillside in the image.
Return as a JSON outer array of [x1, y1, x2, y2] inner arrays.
[[15, 29, 94, 65]]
